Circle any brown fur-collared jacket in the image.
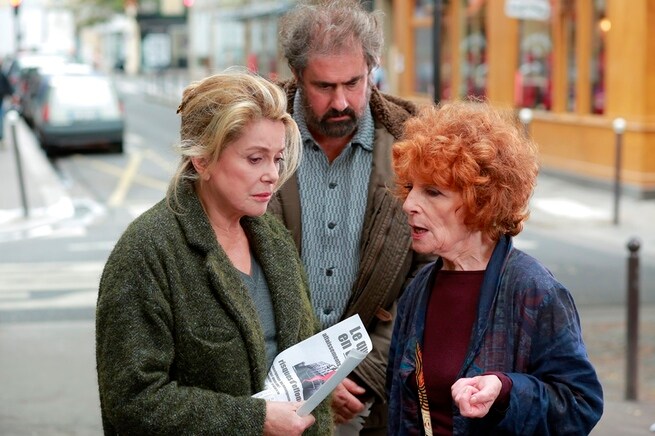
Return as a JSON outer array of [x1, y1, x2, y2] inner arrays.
[[269, 81, 430, 428]]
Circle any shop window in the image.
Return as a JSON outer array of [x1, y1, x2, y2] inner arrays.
[[415, 0, 434, 18], [459, 0, 487, 99], [214, 20, 245, 71], [411, 0, 452, 100], [515, 20, 552, 110], [591, 0, 606, 115]]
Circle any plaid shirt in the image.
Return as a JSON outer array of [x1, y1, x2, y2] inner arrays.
[[387, 235, 604, 435]]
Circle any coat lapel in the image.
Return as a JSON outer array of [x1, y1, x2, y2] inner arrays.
[[175, 184, 268, 388]]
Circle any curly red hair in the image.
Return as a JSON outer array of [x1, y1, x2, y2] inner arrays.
[[392, 100, 539, 241]]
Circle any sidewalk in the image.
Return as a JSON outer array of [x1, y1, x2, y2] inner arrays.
[[1, 92, 654, 433], [0, 110, 74, 242]]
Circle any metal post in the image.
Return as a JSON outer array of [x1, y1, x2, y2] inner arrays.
[[519, 108, 533, 137], [432, 0, 443, 104], [612, 118, 626, 225], [8, 110, 29, 217], [12, 3, 20, 53], [625, 237, 640, 401]]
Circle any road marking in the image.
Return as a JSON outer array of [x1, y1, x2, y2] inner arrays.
[[108, 150, 144, 207], [0, 291, 30, 300], [125, 132, 144, 146], [0, 262, 104, 293], [531, 198, 609, 220], [513, 238, 538, 250], [67, 241, 116, 252], [128, 203, 155, 219], [0, 262, 104, 312], [73, 153, 169, 195], [0, 290, 98, 310]]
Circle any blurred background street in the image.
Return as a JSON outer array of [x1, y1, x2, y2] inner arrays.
[[1, 0, 655, 435]]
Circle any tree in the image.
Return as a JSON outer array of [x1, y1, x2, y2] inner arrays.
[[66, 0, 125, 31]]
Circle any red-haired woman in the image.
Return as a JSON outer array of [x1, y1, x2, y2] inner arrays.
[[386, 100, 603, 435]]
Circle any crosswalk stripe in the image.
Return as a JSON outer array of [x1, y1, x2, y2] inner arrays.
[[0, 262, 105, 293], [0, 290, 98, 310]]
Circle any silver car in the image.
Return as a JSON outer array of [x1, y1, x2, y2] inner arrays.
[[31, 72, 125, 155]]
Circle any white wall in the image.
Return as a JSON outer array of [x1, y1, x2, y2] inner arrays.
[[0, 0, 74, 59]]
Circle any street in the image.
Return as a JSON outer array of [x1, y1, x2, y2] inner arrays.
[[0, 76, 654, 435], [0, 84, 180, 434]]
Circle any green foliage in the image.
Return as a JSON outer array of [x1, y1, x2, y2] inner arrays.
[[65, 0, 126, 29]]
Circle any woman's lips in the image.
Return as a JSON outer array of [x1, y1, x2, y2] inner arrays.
[[253, 193, 272, 202], [410, 225, 428, 239]]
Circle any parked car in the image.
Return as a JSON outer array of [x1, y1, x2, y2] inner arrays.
[[30, 72, 125, 155], [21, 62, 94, 127], [3, 52, 71, 113]]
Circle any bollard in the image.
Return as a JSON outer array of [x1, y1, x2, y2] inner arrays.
[[612, 118, 626, 225], [625, 237, 641, 401], [7, 109, 29, 218], [519, 108, 533, 137]]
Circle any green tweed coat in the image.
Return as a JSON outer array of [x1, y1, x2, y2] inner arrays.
[[96, 182, 332, 435]]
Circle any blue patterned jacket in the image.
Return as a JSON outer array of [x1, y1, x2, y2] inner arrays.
[[387, 235, 603, 435]]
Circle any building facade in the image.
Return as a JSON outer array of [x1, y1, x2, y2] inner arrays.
[[391, 0, 655, 198], [181, 0, 654, 198]]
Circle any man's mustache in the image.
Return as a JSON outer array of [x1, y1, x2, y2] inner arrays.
[[321, 107, 356, 122]]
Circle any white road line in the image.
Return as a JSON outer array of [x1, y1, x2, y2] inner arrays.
[[531, 198, 609, 220], [0, 262, 104, 293], [0, 290, 98, 310], [127, 203, 155, 219], [67, 241, 116, 252], [513, 238, 538, 250], [0, 291, 30, 300]]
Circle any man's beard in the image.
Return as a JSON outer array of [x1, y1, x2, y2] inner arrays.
[[300, 86, 370, 139]]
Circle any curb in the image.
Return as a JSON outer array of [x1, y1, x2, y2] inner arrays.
[[0, 112, 74, 241]]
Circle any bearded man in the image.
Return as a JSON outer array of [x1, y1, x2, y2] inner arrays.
[[269, 1, 429, 434]]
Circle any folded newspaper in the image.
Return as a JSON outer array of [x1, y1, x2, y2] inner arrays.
[[253, 314, 372, 417]]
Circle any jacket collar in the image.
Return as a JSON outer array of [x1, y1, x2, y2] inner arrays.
[[173, 182, 306, 384]]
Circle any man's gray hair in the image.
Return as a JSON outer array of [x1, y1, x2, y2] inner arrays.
[[279, 0, 383, 75]]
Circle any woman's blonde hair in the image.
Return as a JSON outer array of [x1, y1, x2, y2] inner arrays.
[[168, 68, 301, 208]]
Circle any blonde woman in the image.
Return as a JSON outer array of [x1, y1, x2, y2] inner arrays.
[[96, 71, 331, 435]]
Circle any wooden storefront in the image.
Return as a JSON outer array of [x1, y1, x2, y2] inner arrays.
[[386, 0, 655, 198]]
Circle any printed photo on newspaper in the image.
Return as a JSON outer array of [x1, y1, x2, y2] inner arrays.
[[252, 314, 372, 417]]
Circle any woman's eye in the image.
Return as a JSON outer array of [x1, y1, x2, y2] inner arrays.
[[426, 188, 442, 197], [274, 156, 284, 164], [249, 157, 262, 164], [403, 184, 413, 191]]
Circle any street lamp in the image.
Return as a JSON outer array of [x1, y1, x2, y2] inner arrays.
[[10, 0, 22, 53], [612, 117, 627, 225], [518, 107, 534, 137]]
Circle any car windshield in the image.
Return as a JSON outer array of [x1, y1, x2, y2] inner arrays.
[[51, 76, 116, 105], [47, 75, 121, 123]]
